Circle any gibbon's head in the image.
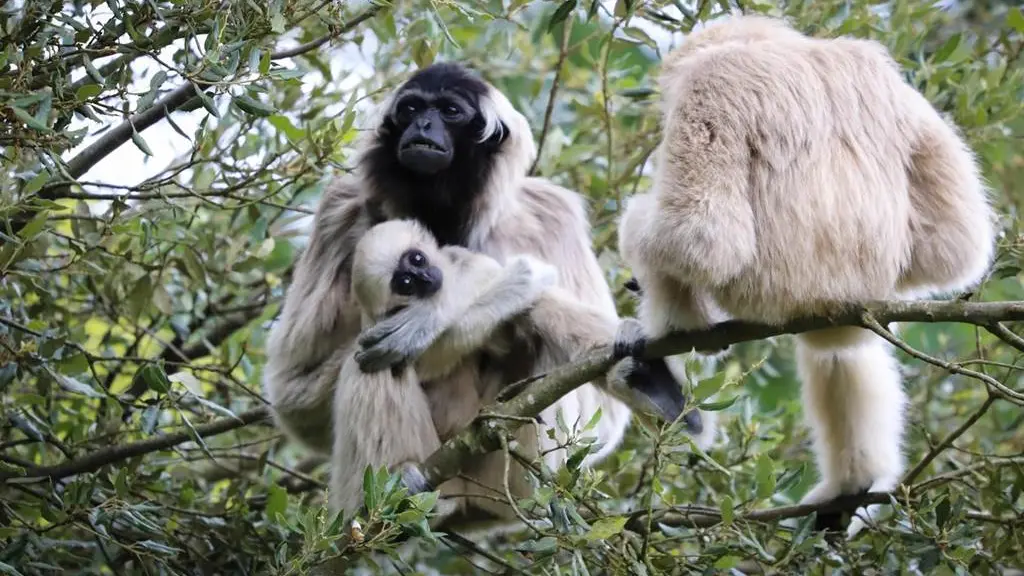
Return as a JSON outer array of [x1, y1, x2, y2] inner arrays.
[[351, 220, 445, 320], [359, 61, 536, 246]]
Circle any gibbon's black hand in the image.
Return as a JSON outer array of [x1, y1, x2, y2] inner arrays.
[[356, 303, 447, 372], [613, 317, 647, 359]]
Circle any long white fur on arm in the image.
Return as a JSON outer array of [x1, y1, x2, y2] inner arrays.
[[262, 178, 372, 454]]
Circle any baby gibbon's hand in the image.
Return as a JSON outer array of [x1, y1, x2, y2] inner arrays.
[[355, 303, 446, 373]]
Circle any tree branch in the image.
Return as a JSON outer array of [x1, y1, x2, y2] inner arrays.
[[417, 299, 1024, 490], [0, 408, 270, 482], [4, 4, 384, 237]]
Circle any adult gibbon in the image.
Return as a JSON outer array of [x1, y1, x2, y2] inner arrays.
[[331, 219, 690, 520], [618, 15, 996, 538], [263, 62, 699, 523]]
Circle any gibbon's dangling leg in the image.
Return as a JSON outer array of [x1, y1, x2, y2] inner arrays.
[[618, 14, 996, 539]]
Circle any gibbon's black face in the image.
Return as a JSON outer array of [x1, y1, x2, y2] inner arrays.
[[363, 62, 510, 246], [390, 248, 443, 298], [392, 88, 474, 174]]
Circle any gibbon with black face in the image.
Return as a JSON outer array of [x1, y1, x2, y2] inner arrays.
[[263, 62, 700, 528], [618, 15, 997, 539]]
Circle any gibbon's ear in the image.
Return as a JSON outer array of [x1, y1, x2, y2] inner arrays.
[[482, 120, 509, 150]]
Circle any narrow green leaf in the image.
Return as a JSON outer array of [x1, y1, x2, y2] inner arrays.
[[755, 454, 776, 500], [548, 0, 577, 33], [49, 370, 104, 398], [131, 130, 154, 156], [83, 54, 105, 84], [233, 94, 276, 117], [22, 171, 49, 195], [10, 105, 50, 131]]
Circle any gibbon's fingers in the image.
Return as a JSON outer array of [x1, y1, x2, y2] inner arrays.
[[613, 316, 647, 359], [356, 303, 447, 372]]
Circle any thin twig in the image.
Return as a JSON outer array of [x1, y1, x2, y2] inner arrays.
[[530, 16, 574, 175]]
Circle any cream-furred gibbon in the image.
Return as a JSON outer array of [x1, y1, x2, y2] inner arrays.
[[263, 62, 703, 528], [618, 14, 996, 538]]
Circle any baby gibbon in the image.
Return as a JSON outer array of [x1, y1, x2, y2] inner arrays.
[[618, 14, 996, 538]]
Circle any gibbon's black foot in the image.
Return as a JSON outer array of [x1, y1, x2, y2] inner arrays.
[[814, 510, 847, 533], [625, 357, 702, 434], [812, 487, 870, 533], [399, 462, 433, 496], [613, 317, 647, 359]]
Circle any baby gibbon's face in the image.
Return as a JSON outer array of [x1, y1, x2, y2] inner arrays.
[[390, 248, 443, 299]]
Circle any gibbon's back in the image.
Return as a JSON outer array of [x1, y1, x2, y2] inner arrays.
[[656, 16, 983, 320]]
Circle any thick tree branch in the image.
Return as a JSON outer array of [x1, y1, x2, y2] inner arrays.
[[0, 407, 270, 482], [418, 299, 1024, 490]]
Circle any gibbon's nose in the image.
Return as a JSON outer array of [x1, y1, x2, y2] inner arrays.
[[415, 266, 443, 297]]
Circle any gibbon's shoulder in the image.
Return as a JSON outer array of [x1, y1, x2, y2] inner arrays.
[[519, 176, 592, 230]]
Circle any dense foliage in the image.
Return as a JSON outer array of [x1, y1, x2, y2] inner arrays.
[[0, 0, 1022, 574]]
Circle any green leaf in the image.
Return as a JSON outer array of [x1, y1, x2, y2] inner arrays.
[[754, 454, 776, 500], [140, 405, 161, 435], [692, 372, 725, 402], [268, 114, 303, 141], [714, 556, 740, 570], [1007, 7, 1024, 33], [584, 516, 626, 540], [233, 94, 276, 117], [266, 483, 287, 521], [698, 395, 737, 412], [75, 83, 103, 102], [17, 210, 49, 239], [49, 370, 104, 398], [22, 171, 49, 195], [138, 364, 171, 394], [10, 105, 50, 131], [548, 0, 577, 33], [83, 54, 105, 84], [131, 130, 154, 156], [0, 560, 26, 576], [720, 495, 734, 525], [259, 50, 271, 75]]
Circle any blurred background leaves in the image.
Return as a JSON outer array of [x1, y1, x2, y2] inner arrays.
[[0, 0, 1022, 573]]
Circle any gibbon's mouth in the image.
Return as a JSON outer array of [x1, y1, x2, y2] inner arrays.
[[402, 139, 447, 153], [385, 304, 408, 317]]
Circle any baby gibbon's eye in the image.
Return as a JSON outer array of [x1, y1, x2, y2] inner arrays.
[[406, 250, 427, 268], [392, 273, 416, 296]]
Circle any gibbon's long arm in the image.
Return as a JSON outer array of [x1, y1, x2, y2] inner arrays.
[[262, 179, 373, 454], [355, 253, 558, 376]]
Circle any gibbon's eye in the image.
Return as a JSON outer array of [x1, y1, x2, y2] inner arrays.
[[406, 249, 428, 268], [392, 273, 416, 296], [441, 104, 462, 120], [396, 100, 420, 122]]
